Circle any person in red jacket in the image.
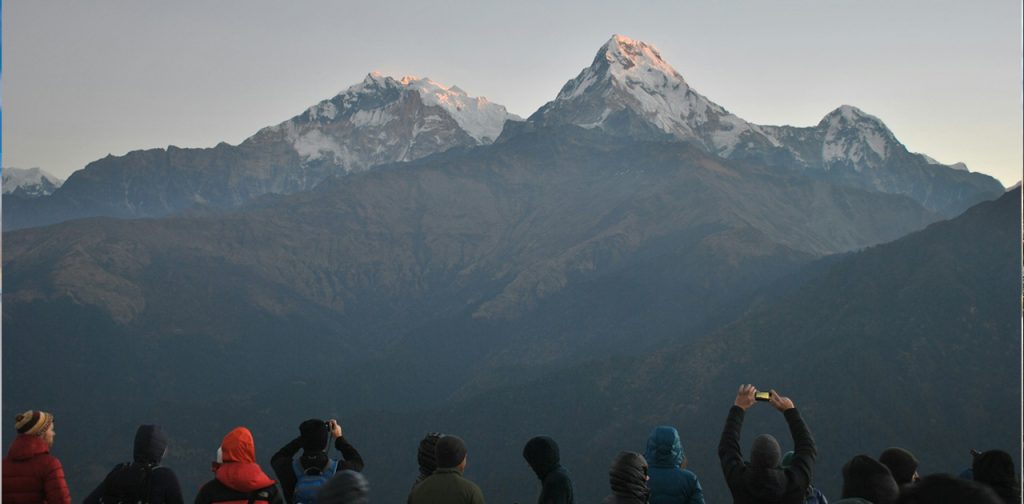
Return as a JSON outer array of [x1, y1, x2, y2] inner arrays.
[[195, 427, 285, 504], [2, 409, 72, 504]]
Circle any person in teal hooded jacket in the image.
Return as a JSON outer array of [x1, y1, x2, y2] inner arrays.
[[644, 426, 705, 504]]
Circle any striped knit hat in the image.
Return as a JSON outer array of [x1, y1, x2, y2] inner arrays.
[[15, 410, 53, 436]]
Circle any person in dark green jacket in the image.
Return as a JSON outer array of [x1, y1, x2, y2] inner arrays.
[[408, 435, 485, 504]]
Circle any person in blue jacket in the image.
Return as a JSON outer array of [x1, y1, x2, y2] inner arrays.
[[644, 426, 705, 504]]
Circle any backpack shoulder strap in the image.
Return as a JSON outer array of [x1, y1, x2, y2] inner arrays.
[[322, 459, 338, 477]]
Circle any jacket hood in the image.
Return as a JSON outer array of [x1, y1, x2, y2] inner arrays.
[[645, 426, 683, 468], [609, 451, 649, 502], [133, 424, 168, 464], [741, 467, 788, 500], [523, 436, 561, 479], [318, 470, 369, 504], [6, 433, 50, 460], [215, 462, 277, 492], [220, 427, 256, 463]]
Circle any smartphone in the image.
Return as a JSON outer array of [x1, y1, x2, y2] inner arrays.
[[755, 391, 772, 401]]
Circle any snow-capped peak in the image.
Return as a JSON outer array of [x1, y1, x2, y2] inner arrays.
[[396, 75, 521, 143], [536, 35, 777, 156], [820, 105, 901, 167], [2, 167, 64, 196]]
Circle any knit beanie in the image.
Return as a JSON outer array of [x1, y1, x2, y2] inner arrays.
[[435, 435, 468, 469], [750, 434, 781, 468], [15, 410, 53, 436], [841, 454, 899, 504], [781, 450, 795, 469], [299, 419, 331, 452], [879, 447, 919, 485], [417, 433, 444, 477]]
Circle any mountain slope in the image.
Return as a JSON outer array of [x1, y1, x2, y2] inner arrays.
[[2, 73, 520, 230], [341, 187, 1021, 504]]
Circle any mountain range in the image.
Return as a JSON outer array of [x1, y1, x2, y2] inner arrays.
[[2, 35, 1003, 231], [2, 35, 1018, 501]]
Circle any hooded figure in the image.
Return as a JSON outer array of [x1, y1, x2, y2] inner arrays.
[[318, 471, 370, 504], [603, 451, 649, 504], [196, 427, 285, 504], [644, 427, 704, 504], [2, 410, 71, 504], [522, 436, 575, 504], [718, 400, 816, 504], [972, 450, 1022, 504], [270, 419, 365, 503], [83, 425, 184, 504]]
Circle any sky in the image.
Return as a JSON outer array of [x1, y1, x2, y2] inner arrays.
[[2, 0, 1022, 186]]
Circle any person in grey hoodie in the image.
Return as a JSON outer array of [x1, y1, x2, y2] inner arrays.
[[522, 436, 575, 504], [644, 426, 704, 504], [833, 455, 898, 504]]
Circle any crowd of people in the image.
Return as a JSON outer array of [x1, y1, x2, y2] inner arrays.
[[3, 386, 1020, 504]]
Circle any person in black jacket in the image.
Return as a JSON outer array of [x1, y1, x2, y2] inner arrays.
[[270, 418, 364, 503], [523, 436, 575, 504], [718, 384, 816, 504], [83, 424, 184, 504], [603, 451, 649, 504]]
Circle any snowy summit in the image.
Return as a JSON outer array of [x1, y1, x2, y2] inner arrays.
[[2, 167, 64, 197]]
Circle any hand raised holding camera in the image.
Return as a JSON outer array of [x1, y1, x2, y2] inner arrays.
[[328, 419, 343, 438], [734, 384, 757, 410], [768, 389, 795, 412]]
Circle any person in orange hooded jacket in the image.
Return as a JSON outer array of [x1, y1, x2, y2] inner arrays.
[[196, 427, 285, 504], [2, 410, 72, 504]]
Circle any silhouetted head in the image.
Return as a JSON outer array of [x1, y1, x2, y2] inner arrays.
[[435, 435, 468, 470], [608, 451, 649, 501], [523, 436, 560, 479], [842, 454, 899, 504], [750, 434, 781, 468], [299, 418, 331, 452], [973, 450, 1021, 503], [318, 470, 370, 504], [645, 426, 684, 468], [879, 447, 920, 485], [417, 432, 444, 478], [897, 473, 1002, 504], [133, 424, 168, 464]]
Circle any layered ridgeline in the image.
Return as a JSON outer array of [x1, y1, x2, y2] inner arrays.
[[342, 187, 1021, 504], [2, 126, 945, 494], [527, 35, 1004, 216], [2, 167, 64, 198], [4, 35, 1004, 231], [2, 73, 520, 230]]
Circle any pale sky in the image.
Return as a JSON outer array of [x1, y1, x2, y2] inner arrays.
[[3, 0, 1022, 186]]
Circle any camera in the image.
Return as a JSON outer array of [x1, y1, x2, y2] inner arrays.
[[755, 391, 772, 401]]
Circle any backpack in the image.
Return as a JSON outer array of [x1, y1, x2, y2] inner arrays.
[[100, 462, 157, 504], [291, 458, 338, 504]]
